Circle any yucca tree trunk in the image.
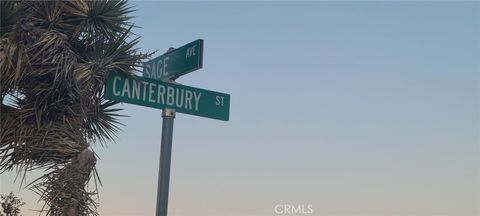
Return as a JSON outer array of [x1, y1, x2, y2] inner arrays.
[[61, 149, 96, 216], [33, 147, 97, 216]]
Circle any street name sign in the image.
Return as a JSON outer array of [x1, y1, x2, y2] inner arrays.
[[105, 71, 229, 121], [143, 39, 203, 80]]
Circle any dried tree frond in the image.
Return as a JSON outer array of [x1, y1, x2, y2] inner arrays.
[[0, 1, 151, 215]]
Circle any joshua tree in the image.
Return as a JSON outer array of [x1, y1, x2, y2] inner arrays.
[[0, 1, 148, 215]]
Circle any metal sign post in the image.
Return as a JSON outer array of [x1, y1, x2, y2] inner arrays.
[[103, 40, 231, 216], [156, 108, 175, 216], [156, 46, 178, 216]]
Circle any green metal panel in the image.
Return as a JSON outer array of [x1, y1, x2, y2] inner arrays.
[[143, 39, 203, 80], [105, 71, 230, 121]]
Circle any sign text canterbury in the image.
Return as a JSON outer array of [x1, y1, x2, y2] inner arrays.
[[105, 72, 229, 121]]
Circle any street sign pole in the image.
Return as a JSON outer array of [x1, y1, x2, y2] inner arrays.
[[156, 108, 175, 216], [156, 47, 177, 216], [104, 41, 230, 216]]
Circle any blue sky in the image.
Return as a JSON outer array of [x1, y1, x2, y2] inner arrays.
[[2, 2, 479, 216]]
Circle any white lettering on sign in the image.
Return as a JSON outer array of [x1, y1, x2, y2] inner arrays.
[[146, 56, 170, 79], [150, 60, 160, 79], [121, 79, 130, 98], [113, 76, 121, 96], [132, 80, 141, 100], [193, 92, 201, 111], [144, 64, 152, 78], [185, 90, 193, 110], [215, 96, 225, 106], [162, 57, 169, 77], [141, 81, 148, 101], [186, 45, 197, 58], [166, 86, 175, 106], [157, 85, 165, 104], [148, 82, 156, 103], [113, 76, 203, 111], [175, 88, 184, 108]]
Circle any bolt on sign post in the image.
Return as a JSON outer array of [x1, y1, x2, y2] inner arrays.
[[104, 39, 229, 216]]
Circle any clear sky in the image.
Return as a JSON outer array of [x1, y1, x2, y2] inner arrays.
[[2, 1, 479, 216]]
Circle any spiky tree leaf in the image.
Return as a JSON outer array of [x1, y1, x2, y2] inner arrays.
[[0, 1, 151, 215]]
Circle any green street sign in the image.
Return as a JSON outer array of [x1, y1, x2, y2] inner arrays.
[[143, 39, 203, 80], [105, 72, 230, 121]]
